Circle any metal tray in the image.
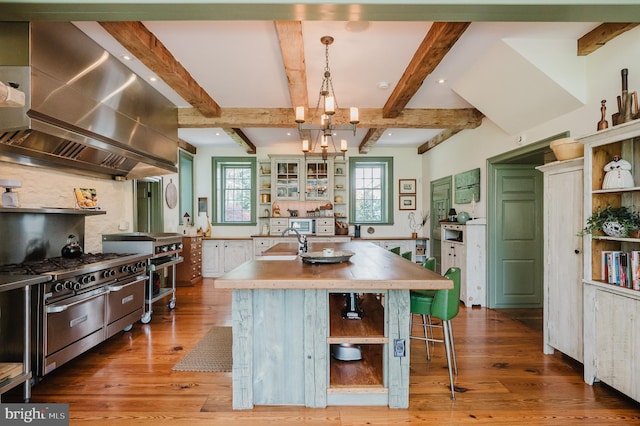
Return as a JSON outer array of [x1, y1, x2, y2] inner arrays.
[[300, 250, 355, 264]]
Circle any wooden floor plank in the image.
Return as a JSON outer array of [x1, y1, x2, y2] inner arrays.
[[4, 280, 639, 424]]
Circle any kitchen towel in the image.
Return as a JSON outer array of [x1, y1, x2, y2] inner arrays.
[[172, 326, 232, 372]]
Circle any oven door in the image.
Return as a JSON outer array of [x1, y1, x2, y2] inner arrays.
[[105, 275, 146, 338], [44, 287, 107, 361]]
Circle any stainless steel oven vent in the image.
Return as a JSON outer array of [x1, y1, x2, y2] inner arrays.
[[0, 22, 179, 180]]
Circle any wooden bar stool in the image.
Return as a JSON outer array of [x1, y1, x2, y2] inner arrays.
[[410, 267, 461, 400]]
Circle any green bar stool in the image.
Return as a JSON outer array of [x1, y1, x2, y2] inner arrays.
[[422, 257, 436, 271], [410, 267, 461, 400], [389, 247, 400, 255], [411, 257, 437, 359], [401, 251, 412, 261]]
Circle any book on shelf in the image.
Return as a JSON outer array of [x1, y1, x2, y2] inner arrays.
[[602, 250, 638, 289]]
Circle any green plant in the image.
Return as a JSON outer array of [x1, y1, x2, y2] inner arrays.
[[579, 205, 640, 237]]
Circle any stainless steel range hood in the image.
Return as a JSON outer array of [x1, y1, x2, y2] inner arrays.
[[0, 22, 179, 180]]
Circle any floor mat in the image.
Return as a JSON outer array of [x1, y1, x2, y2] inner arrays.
[[172, 326, 232, 372]]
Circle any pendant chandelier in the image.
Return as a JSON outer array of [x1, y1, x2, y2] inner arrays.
[[295, 36, 359, 161]]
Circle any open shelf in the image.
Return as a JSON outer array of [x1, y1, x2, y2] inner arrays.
[[329, 344, 384, 389], [328, 293, 385, 343]]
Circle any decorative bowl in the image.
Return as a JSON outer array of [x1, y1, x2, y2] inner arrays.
[[550, 137, 583, 161]]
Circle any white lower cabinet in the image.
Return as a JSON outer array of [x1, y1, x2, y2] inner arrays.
[[441, 221, 486, 307], [202, 239, 253, 277], [584, 284, 640, 402]]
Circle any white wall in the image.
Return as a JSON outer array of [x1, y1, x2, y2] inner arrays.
[[422, 26, 640, 236]]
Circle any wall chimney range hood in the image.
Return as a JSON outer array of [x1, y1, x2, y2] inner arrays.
[[0, 22, 179, 180]]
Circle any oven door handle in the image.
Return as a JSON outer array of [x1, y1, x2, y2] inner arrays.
[[106, 275, 148, 292], [46, 289, 107, 313]]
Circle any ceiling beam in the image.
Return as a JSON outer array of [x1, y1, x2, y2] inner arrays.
[[417, 128, 463, 154], [178, 107, 484, 129], [577, 23, 639, 56], [99, 21, 222, 118], [275, 21, 308, 115], [359, 128, 387, 154], [223, 128, 257, 154], [383, 22, 470, 118]]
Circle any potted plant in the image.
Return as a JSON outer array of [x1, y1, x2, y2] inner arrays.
[[580, 205, 640, 237]]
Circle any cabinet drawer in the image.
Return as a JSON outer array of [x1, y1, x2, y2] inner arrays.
[[316, 226, 334, 235], [270, 226, 288, 235], [270, 218, 288, 227], [316, 218, 335, 227]]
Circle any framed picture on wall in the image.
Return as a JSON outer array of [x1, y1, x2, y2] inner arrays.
[[198, 197, 208, 214], [399, 179, 416, 194], [399, 195, 416, 210]]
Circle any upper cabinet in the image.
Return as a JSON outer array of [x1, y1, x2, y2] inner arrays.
[[304, 159, 332, 201], [272, 158, 301, 201], [269, 156, 345, 205]]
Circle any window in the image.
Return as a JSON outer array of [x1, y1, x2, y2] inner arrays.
[[212, 157, 256, 225], [349, 157, 393, 224], [179, 150, 194, 224]]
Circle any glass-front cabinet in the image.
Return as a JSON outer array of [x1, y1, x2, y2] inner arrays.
[[272, 158, 301, 200], [305, 159, 332, 201]]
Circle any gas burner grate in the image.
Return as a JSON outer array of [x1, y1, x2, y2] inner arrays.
[[0, 252, 139, 275]]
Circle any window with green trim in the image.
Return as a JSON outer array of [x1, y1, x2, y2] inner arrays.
[[349, 157, 393, 225], [212, 157, 256, 225]]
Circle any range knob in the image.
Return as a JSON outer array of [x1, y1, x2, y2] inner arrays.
[[53, 282, 66, 292], [130, 265, 138, 273], [155, 247, 162, 254], [102, 269, 114, 279], [63, 280, 75, 290], [120, 265, 130, 273], [177, 243, 183, 250], [72, 282, 82, 291], [136, 261, 146, 269], [80, 275, 95, 284]]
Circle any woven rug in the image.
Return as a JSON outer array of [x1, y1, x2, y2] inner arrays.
[[172, 326, 232, 372]]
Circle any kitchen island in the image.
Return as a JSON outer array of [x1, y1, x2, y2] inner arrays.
[[215, 241, 452, 409]]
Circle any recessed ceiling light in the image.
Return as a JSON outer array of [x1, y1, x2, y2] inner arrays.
[[377, 81, 390, 90], [286, 132, 291, 136], [387, 132, 393, 137], [437, 78, 447, 84], [121, 54, 132, 61], [215, 132, 220, 136], [345, 21, 371, 33], [149, 76, 157, 82]]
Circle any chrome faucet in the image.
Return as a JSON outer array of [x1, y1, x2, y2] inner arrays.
[[282, 227, 308, 253]]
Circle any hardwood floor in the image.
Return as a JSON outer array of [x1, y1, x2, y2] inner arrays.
[[6, 279, 639, 425]]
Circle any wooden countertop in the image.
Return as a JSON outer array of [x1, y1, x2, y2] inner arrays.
[[215, 241, 450, 290]]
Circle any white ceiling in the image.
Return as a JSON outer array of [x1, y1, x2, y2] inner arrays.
[[73, 20, 599, 150]]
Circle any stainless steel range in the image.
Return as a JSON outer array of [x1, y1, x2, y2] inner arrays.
[[0, 252, 149, 379], [102, 233, 183, 324]]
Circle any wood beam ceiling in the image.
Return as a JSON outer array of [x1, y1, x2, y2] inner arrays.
[[99, 21, 222, 118], [100, 20, 482, 155], [577, 23, 639, 56], [178, 107, 484, 130], [383, 22, 471, 118]]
